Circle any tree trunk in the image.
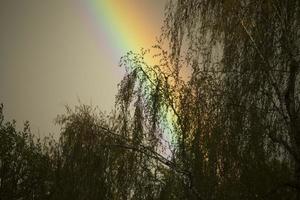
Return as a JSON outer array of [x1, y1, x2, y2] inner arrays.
[[286, 60, 300, 199]]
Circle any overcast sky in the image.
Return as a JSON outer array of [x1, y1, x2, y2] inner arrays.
[[0, 0, 167, 138]]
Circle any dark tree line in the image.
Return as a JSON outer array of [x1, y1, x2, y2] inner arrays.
[[1, 0, 300, 199]]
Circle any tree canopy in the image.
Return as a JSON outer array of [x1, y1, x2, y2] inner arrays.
[[1, 0, 300, 199]]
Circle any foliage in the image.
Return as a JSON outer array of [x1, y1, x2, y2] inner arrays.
[[1, 0, 300, 199], [0, 104, 53, 200]]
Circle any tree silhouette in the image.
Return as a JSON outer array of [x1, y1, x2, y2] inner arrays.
[[1, 0, 299, 199]]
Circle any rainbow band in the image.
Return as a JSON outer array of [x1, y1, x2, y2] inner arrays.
[[75, 0, 176, 144], [77, 0, 157, 57]]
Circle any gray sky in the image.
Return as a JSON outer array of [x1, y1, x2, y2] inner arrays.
[[0, 0, 167, 138]]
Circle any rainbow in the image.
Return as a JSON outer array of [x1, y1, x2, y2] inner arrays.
[[75, 0, 159, 63], [75, 0, 177, 146]]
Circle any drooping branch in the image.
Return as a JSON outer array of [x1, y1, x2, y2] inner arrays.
[[97, 125, 203, 200]]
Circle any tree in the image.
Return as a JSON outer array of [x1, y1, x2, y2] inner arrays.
[[0, 104, 54, 200], [161, 0, 299, 198], [115, 0, 300, 198], [1, 1, 299, 199], [54, 104, 166, 199]]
